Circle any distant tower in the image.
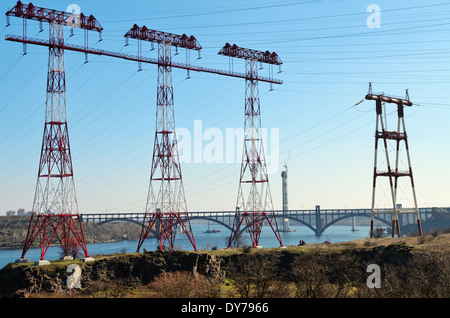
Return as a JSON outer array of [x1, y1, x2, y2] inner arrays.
[[125, 25, 200, 251], [281, 165, 290, 232], [219, 43, 284, 248], [351, 217, 359, 232], [365, 83, 423, 238]]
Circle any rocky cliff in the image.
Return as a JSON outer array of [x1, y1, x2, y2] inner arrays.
[[0, 235, 448, 298], [0, 250, 225, 298]]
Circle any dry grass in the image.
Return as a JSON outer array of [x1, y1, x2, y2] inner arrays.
[[196, 233, 450, 257]]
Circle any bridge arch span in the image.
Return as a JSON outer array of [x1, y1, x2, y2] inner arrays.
[[96, 218, 143, 227], [283, 214, 391, 236], [321, 214, 391, 233], [284, 217, 317, 233], [190, 216, 233, 233]]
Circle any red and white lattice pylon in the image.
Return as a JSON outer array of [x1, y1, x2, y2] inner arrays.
[[5, 2, 103, 262], [20, 21, 90, 261], [220, 46, 283, 248], [136, 40, 197, 252]]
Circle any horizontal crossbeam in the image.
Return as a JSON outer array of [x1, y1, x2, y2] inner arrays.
[[5, 35, 283, 84], [365, 93, 412, 106], [125, 24, 201, 50], [219, 42, 282, 65]]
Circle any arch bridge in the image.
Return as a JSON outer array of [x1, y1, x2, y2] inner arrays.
[[80, 206, 437, 236]]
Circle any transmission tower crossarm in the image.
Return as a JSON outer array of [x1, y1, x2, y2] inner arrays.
[[124, 24, 201, 50], [5, 35, 283, 84], [365, 93, 412, 107], [5, 1, 103, 32], [218, 43, 282, 65]]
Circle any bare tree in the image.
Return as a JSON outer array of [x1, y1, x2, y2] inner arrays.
[[373, 226, 386, 238], [226, 229, 247, 248], [146, 271, 221, 298], [228, 254, 289, 298], [291, 249, 332, 298], [59, 237, 81, 259]]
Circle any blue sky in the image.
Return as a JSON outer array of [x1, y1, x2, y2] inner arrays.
[[1, 0, 450, 215]]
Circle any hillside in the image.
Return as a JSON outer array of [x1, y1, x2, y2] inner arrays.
[[0, 233, 448, 299]]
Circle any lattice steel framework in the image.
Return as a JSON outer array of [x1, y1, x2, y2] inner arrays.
[[5, 3, 284, 254], [366, 84, 423, 238], [6, 1, 103, 261], [219, 44, 284, 248], [128, 26, 198, 251]]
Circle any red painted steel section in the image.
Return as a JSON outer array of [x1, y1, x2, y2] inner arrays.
[[219, 43, 282, 65], [125, 24, 201, 50], [6, 1, 103, 31]]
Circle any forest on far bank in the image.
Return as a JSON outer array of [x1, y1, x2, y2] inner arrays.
[[0, 216, 143, 249]]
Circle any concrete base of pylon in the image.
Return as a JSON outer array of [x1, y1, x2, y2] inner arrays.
[[34, 260, 50, 266], [15, 258, 30, 264]]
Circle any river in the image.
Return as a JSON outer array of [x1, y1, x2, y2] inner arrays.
[[0, 223, 371, 269]]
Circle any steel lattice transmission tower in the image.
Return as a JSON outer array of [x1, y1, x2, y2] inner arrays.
[[125, 25, 199, 251], [219, 44, 284, 248], [365, 83, 423, 238], [6, 1, 103, 262], [5, 3, 284, 254]]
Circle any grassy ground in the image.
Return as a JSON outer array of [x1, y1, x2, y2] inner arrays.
[[199, 232, 450, 255]]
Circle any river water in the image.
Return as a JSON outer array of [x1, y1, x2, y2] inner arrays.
[[0, 223, 371, 269]]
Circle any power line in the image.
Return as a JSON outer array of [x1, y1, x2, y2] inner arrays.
[[145, 2, 450, 31], [101, 0, 329, 24]]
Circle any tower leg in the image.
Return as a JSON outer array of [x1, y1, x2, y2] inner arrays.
[[370, 218, 374, 238], [417, 218, 423, 236]]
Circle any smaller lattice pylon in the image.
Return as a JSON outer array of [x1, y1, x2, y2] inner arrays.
[[365, 83, 422, 238]]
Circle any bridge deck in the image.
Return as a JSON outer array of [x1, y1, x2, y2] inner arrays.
[[80, 207, 437, 236]]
